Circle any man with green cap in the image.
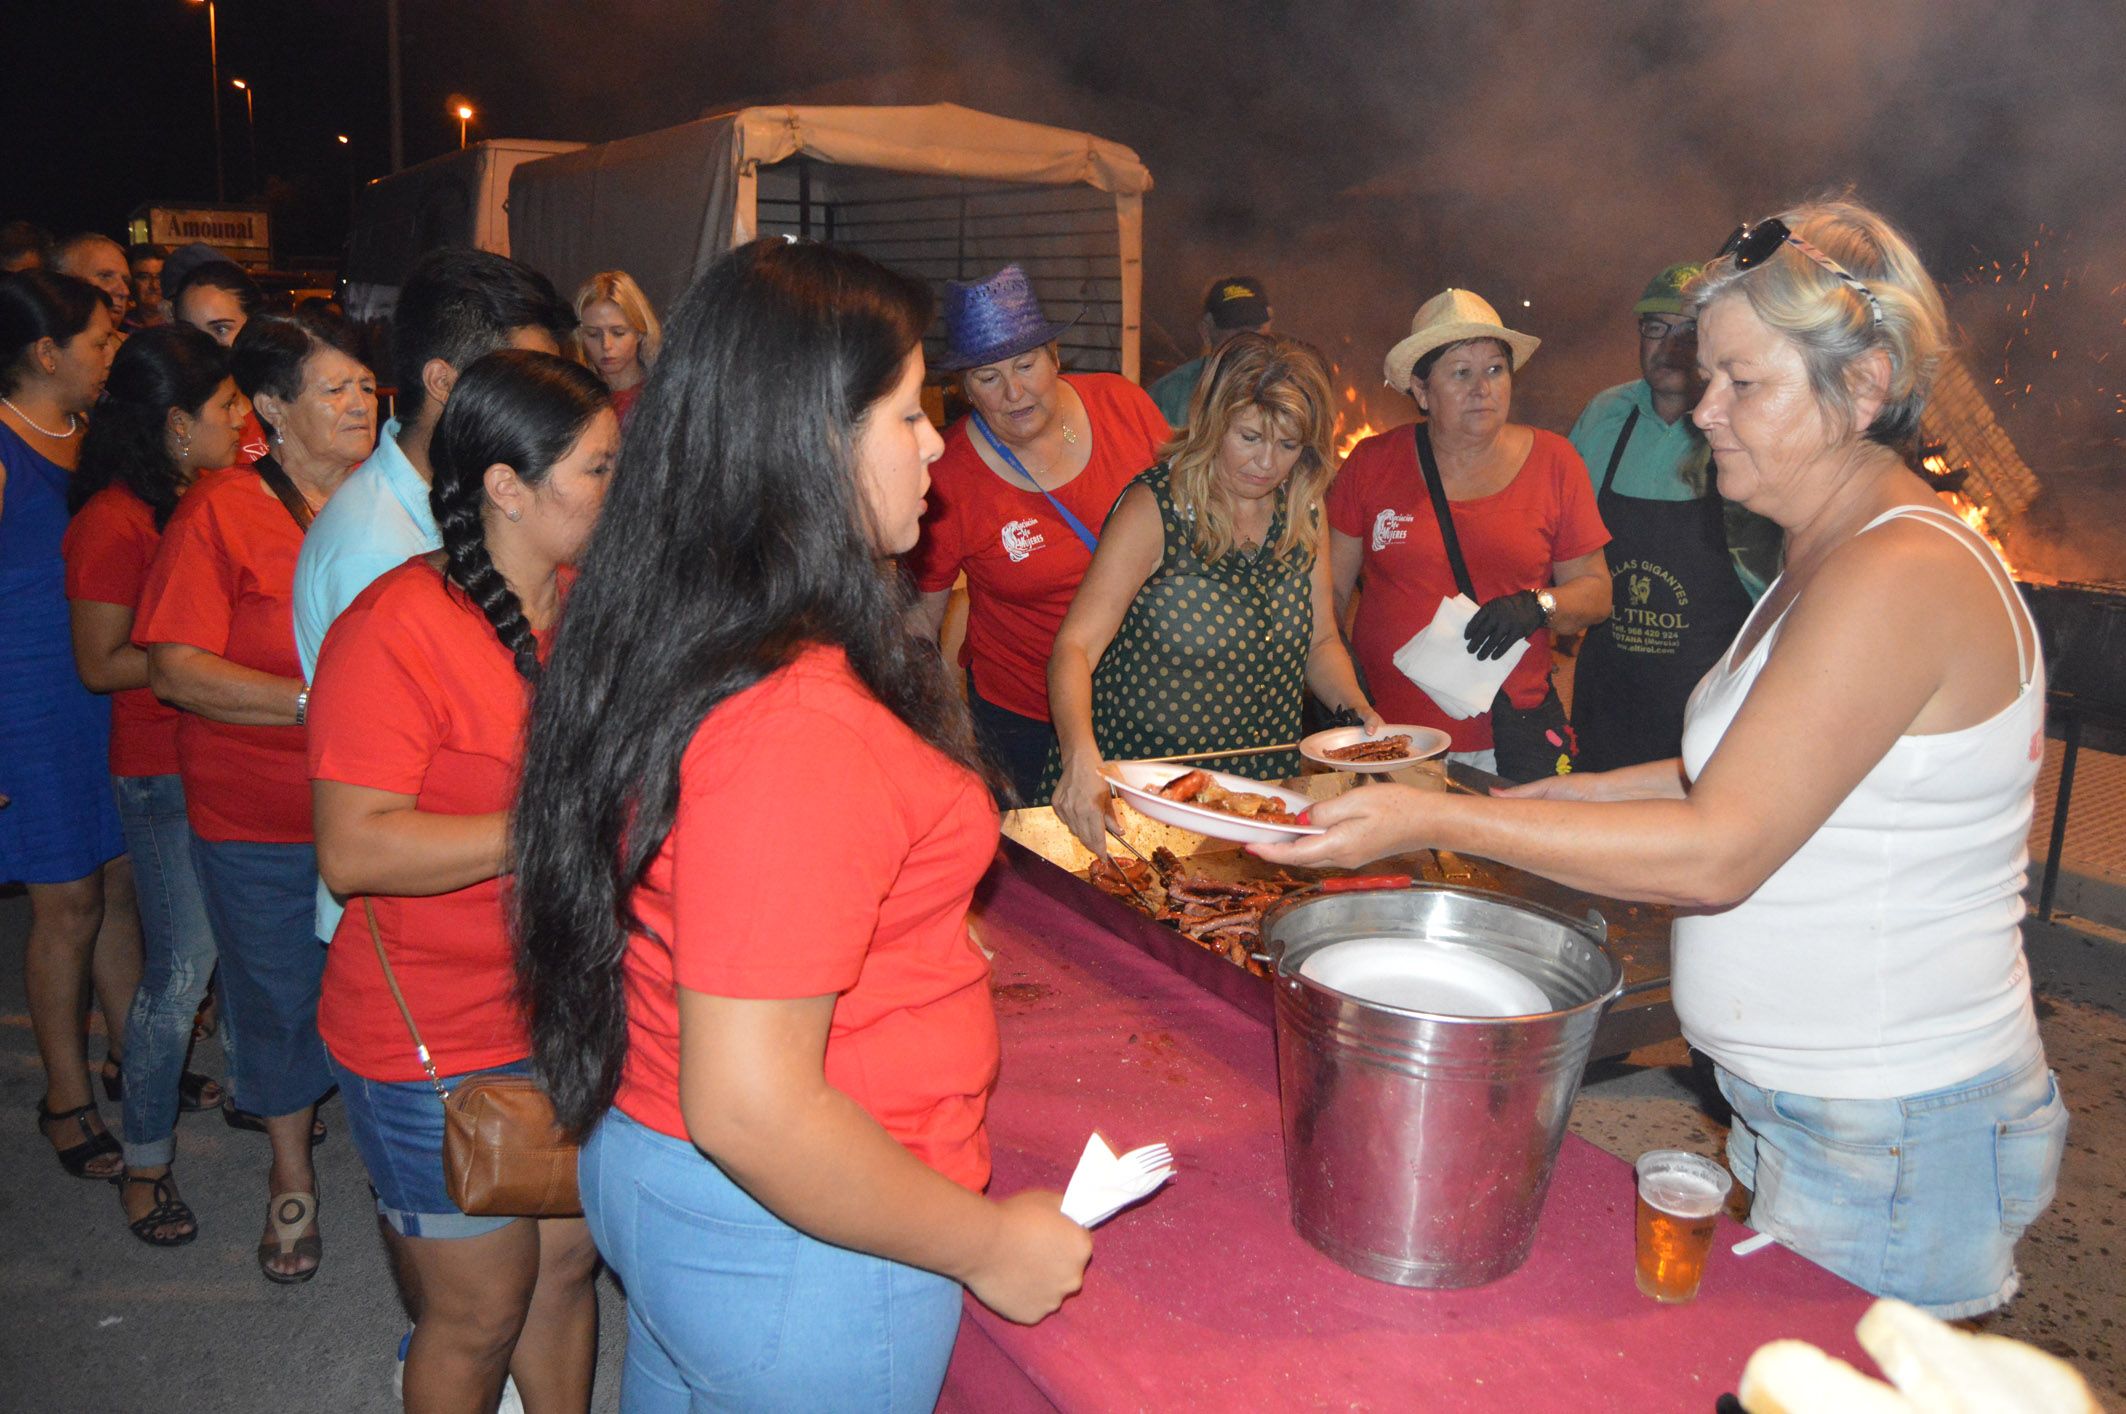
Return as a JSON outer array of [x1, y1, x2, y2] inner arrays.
[[1565, 263, 1782, 772]]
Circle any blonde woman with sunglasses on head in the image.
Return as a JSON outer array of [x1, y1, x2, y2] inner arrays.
[[1260, 199, 2067, 1319]]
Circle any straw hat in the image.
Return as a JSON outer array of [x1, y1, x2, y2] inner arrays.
[[1382, 288, 1540, 393]]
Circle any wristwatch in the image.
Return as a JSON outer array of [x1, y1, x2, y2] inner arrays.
[[1535, 589, 1558, 626], [294, 688, 309, 726]]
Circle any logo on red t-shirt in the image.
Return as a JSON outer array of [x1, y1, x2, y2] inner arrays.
[[1372, 508, 1414, 553], [1001, 517, 1046, 562]]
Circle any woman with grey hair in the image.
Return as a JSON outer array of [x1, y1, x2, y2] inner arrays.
[[1260, 198, 2067, 1318]]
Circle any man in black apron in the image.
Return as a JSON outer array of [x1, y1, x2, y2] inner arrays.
[[1566, 264, 1781, 773]]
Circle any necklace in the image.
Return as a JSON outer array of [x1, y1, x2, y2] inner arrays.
[[2, 396, 80, 439], [1059, 419, 1078, 446]]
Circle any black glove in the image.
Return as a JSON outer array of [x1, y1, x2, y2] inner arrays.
[[1463, 589, 1546, 661]]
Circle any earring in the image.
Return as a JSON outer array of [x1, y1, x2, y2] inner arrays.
[[505, 509, 522, 522], [178, 430, 191, 461]]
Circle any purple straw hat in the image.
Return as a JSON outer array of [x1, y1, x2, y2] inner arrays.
[[934, 264, 1079, 372]]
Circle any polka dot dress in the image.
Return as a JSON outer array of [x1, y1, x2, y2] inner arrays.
[[1040, 464, 1313, 794]]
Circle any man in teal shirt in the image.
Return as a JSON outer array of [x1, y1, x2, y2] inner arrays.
[[1566, 264, 1782, 772], [1147, 274, 1271, 427]]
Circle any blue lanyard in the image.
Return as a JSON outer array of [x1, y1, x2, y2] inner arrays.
[[971, 414, 1100, 554]]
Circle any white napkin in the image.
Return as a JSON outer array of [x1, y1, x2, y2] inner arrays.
[[1059, 1133, 1176, 1228], [1391, 593, 1530, 720]]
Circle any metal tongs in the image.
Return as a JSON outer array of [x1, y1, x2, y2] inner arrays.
[[1102, 824, 1165, 909]]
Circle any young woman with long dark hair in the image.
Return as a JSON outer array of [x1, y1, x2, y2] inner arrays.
[[309, 350, 612, 1411], [514, 240, 1092, 1410], [66, 323, 247, 1243]]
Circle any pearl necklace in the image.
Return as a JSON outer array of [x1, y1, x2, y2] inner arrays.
[[2, 396, 80, 439]]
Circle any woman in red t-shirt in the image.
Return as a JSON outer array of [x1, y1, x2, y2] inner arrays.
[[514, 241, 1092, 1411], [1326, 289, 1611, 780], [134, 308, 376, 1282], [310, 351, 613, 1411], [66, 324, 248, 1245], [905, 264, 1172, 804]]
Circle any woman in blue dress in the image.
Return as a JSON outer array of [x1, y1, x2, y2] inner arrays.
[[1, 271, 136, 1181]]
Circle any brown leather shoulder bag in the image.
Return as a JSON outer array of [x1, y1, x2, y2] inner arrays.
[[364, 899, 581, 1217]]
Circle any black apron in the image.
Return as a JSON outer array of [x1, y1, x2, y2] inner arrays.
[[1572, 407, 1756, 773]]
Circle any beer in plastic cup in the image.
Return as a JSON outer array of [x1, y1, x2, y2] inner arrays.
[[1634, 1150, 1732, 1302]]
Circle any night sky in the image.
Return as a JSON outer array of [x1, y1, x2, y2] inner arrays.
[[7, 1, 2120, 510]]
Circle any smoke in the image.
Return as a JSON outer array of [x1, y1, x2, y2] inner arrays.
[[403, 0, 2124, 568]]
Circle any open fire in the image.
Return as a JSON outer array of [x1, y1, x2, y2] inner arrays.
[[1335, 382, 1381, 460], [1923, 452, 2019, 572]]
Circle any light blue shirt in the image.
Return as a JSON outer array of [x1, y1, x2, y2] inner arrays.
[[294, 419, 440, 678], [292, 419, 440, 940]]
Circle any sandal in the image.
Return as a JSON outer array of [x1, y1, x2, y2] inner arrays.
[[121, 1172, 199, 1247], [36, 1100, 123, 1182], [257, 1189, 322, 1284], [221, 1096, 327, 1146], [100, 1061, 224, 1113]]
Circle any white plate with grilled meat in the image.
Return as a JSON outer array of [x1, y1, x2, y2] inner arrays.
[[1298, 725, 1452, 774], [1103, 762, 1325, 844]]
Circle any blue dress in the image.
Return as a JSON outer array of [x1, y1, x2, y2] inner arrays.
[[0, 422, 123, 883]]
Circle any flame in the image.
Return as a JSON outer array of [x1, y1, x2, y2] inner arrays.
[[1936, 488, 2015, 570], [1336, 419, 1382, 460], [1332, 378, 1382, 460]]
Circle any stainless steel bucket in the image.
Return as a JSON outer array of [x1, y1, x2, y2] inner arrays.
[[1263, 884, 1623, 1287]]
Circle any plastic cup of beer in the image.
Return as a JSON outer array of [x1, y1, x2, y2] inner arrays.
[[1634, 1150, 1732, 1303]]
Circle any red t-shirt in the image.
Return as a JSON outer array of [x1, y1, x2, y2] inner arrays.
[[1326, 426, 1608, 751], [62, 486, 182, 777], [615, 645, 1003, 1190], [309, 558, 543, 1080], [609, 383, 643, 426], [133, 466, 311, 842], [904, 372, 1171, 721]]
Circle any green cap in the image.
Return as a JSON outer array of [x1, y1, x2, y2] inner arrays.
[[1633, 263, 1703, 316]]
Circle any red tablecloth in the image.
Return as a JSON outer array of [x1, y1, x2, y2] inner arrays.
[[941, 863, 1876, 1412]]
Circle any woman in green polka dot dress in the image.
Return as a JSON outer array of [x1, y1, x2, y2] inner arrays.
[[1048, 333, 1382, 853]]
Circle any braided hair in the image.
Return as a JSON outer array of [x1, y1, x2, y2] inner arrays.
[[428, 349, 611, 682]]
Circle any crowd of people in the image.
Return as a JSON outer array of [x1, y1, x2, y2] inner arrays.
[[0, 193, 2067, 1409]]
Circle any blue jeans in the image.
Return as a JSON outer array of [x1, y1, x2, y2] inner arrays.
[[966, 672, 1054, 807], [1718, 1046, 2069, 1319], [581, 1110, 963, 1413], [330, 1053, 530, 1239], [115, 774, 230, 1166], [189, 833, 334, 1119]]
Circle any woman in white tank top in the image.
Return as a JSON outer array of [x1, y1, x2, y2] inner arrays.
[[1258, 199, 2067, 1318]]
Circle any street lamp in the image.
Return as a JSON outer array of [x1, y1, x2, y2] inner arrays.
[[231, 78, 256, 194], [455, 103, 475, 149], [190, 0, 224, 201]]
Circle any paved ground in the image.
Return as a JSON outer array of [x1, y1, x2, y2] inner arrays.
[[1571, 911, 2126, 1406], [3, 749, 2122, 1410]]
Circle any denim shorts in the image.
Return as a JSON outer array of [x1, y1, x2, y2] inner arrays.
[[1717, 1046, 2068, 1319], [329, 1053, 533, 1239], [580, 1109, 963, 1412]]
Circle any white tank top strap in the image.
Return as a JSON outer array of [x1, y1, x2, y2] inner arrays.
[[1858, 503, 2033, 686]]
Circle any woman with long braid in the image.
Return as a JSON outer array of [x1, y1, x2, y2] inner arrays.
[[307, 349, 613, 1411]]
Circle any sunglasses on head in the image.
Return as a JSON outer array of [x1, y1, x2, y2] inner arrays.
[[1718, 218, 1886, 327]]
